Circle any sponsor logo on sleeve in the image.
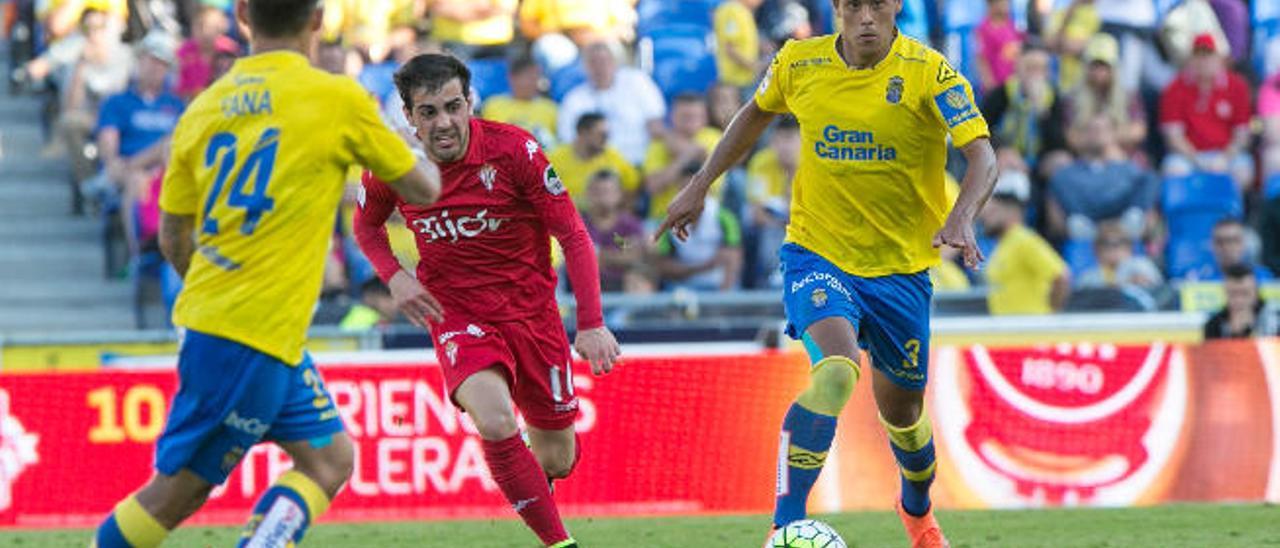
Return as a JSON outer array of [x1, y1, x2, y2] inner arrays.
[[934, 84, 978, 128], [543, 165, 566, 196]]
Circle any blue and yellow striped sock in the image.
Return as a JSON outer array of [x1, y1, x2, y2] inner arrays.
[[93, 495, 169, 548], [238, 470, 331, 547], [773, 355, 859, 527], [882, 408, 937, 517]]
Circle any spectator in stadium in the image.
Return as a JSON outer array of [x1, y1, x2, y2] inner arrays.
[[315, 39, 347, 75], [981, 44, 1068, 177], [713, 0, 762, 90], [91, 31, 183, 249], [581, 170, 649, 293], [1260, 69, 1280, 180], [1095, 0, 1169, 93], [1043, 0, 1100, 91], [339, 279, 399, 330], [557, 41, 667, 165], [519, 0, 637, 73], [1159, 33, 1253, 190], [1187, 218, 1276, 282], [744, 115, 799, 287], [975, 0, 1023, 94], [547, 112, 640, 206], [1076, 221, 1163, 291], [54, 8, 131, 180], [1047, 114, 1158, 243], [708, 83, 743, 131], [1204, 263, 1280, 339], [427, 0, 518, 58], [655, 173, 742, 292], [643, 92, 722, 220], [1064, 34, 1147, 158], [980, 176, 1071, 315], [174, 4, 237, 102], [481, 55, 559, 147], [38, 0, 125, 43]]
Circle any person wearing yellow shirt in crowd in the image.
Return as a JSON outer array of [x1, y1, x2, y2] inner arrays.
[[481, 56, 559, 147], [427, 0, 518, 53], [980, 176, 1071, 315], [548, 112, 640, 205], [745, 115, 799, 286], [39, 0, 126, 42], [1045, 0, 1101, 90], [644, 93, 722, 220], [714, 0, 762, 89]]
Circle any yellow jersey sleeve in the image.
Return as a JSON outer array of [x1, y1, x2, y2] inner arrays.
[[754, 41, 792, 113], [924, 54, 989, 148], [158, 116, 199, 215], [338, 80, 417, 183]]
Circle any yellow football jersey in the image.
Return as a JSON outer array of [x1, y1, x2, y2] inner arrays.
[[160, 51, 416, 364], [755, 33, 989, 277]]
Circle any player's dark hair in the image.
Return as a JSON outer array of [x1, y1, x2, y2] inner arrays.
[[1223, 263, 1255, 281], [575, 112, 606, 134], [394, 53, 472, 110], [775, 114, 799, 132], [245, 0, 319, 39], [509, 54, 539, 75]]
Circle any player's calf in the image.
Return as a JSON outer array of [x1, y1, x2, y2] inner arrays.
[[528, 428, 580, 480], [774, 354, 860, 527], [238, 434, 355, 548], [94, 471, 212, 547]]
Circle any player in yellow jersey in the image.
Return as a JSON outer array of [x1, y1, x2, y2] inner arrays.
[[658, 1, 998, 547], [92, 1, 441, 547]]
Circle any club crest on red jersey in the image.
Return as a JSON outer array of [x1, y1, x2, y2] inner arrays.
[[478, 164, 497, 192]]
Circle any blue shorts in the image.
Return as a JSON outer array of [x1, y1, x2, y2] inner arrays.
[[780, 243, 932, 390], [154, 330, 344, 485]]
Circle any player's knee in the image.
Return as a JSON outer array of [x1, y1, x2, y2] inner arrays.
[[471, 408, 520, 441], [538, 443, 577, 479], [879, 397, 924, 429], [799, 355, 859, 416], [136, 475, 213, 529]]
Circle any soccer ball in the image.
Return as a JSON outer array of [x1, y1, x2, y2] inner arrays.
[[768, 519, 848, 548]]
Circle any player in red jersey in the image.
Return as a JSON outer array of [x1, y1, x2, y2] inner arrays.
[[352, 54, 619, 548]]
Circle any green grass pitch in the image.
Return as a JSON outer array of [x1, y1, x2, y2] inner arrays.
[[5, 503, 1277, 547]]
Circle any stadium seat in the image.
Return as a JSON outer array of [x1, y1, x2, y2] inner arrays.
[[1254, 1, 1280, 77], [549, 60, 587, 102], [467, 57, 511, 104], [1161, 172, 1243, 278], [1061, 238, 1096, 276], [942, 0, 985, 98], [1265, 173, 1280, 201], [640, 25, 718, 101], [636, 0, 718, 38]]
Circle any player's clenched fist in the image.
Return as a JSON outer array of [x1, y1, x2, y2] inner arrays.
[[388, 269, 445, 328], [574, 326, 621, 375]]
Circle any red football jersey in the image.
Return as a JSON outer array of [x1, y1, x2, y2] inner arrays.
[[354, 119, 603, 329]]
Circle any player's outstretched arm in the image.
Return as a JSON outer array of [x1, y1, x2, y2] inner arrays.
[[655, 100, 775, 242], [353, 172, 444, 328], [158, 212, 196, 277], [385, 158, 443, 206], [933, 137, 998, 269]]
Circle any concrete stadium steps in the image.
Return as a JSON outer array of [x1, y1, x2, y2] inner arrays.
[[0, 50, 134, 335]]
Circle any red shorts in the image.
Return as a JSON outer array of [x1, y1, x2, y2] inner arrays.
[[430, 307, 579, 430]]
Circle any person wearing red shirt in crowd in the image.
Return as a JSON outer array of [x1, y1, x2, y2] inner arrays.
[[353, 54, 619, 548], [1159, 32, 1254, 190]]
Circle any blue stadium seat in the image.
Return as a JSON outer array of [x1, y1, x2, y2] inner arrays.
[[643, 25, 718, 100], [1062, 238, 1096, 276], [468, 57, 511, 103], [1161, 172, 1243, 278], [549, 60, 587, 102], [942, 0, 985, 99], [637, 0, 719, 38], [1266, 173, 1280, 201]]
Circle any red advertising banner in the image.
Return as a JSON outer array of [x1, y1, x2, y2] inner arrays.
[[0, 341, 1276, 528]]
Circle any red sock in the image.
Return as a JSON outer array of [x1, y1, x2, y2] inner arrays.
[[483, 433, 570, 545]]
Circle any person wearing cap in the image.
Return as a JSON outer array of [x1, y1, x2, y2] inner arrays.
[[175, 4, 241, 102], [1065, 33, 1146, 156], [1043, 0, 1100, 90], [979, 171, 1071, 315], [1158, 32, 1253, 190], [92, 31, 185, 245]]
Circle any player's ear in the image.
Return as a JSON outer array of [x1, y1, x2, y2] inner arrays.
[[234, 0, 251, 40]]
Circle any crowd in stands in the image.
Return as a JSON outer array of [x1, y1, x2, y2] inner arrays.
[[4, 0, 1279, 334]]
